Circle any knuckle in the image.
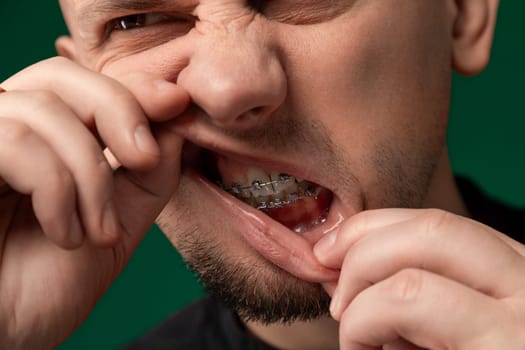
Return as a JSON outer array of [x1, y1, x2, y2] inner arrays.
[[57, 168, 76, 194], [0, 120, 33, 143], [93, 93, 139, 130], [42, 56, 72, 69], [47, 167, 75, 199], [419, 208, 456, 236], [43, 56, 68, 65], [105, 82, 135, 107], [387, 268, 424, 302], [29, 90, 63, 108], [103, 86, 142, 119]]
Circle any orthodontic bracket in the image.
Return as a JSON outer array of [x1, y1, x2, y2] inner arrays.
[[219, 174, 322, 210], [221, 173, 295, 194]]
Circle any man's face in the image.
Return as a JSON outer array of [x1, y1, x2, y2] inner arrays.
[[61, 0, 454, 322]]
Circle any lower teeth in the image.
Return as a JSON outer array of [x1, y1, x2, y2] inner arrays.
[[219, 175, 332, 233], [220, 177, 323, 211], [294, 216, 327, 234], [253, 186, 322, 211]]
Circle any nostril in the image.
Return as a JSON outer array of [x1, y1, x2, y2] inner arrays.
[[241, 105, 272, 121], [226, 105, 272, 130], [250, 106, 265, 116]]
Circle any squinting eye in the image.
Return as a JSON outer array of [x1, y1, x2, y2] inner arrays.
[[248, 0, 268, 13], [112, 13, 179, 31]]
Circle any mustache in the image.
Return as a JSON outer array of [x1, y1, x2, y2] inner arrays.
[[191, 104, 334, 155], [170, 104, 361, 200]]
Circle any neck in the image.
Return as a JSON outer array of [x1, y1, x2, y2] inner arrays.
[[245, 316, 340, 350], [245, 148, 467, 350], [422, 147, 470, 217]]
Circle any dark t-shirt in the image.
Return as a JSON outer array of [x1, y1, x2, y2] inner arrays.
[[124, 178, 524, 350]]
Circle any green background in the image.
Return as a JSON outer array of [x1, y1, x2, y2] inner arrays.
[[1, 1, 524, 349]]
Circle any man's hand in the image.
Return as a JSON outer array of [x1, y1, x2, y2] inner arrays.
[[0, 57, 189, 349], [314, 209, 525, 350]]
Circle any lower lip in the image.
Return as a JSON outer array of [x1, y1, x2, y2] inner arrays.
[[192, 171, 345, 283]]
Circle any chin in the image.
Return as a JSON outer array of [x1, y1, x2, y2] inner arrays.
[[177, 226, 332, 324], [157, 155, 341, 323]]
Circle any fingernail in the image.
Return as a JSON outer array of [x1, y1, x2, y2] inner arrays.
[[314, 229, 338, 260], [134, 124, 160, 156], [103, 200, 120, 239], [70, 212, 84, 246], [329, 287, 341, 318]]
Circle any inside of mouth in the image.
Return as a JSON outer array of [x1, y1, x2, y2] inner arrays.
[[198, 149, 333, 233]]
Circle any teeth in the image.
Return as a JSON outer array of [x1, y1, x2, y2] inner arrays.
[[246, 169, 274, 198], [254, 195, 271, 205], [270, 172, 298, 195], [230, 182, 252, 199], [293, 216, 327, 234], [220, 167, 323, 210], [287, 192, 299, 202]]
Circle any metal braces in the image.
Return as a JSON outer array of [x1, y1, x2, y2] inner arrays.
[[255, 192, 299, 210], [219, 174, 322, 211], [255, 188, 321, 210], [221, 173, 297, 194]]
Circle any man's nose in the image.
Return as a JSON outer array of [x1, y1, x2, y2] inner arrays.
[[177, 23, 287, 130]]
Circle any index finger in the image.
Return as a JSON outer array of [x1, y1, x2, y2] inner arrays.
[[2, 57, 188, 170], [314, 208, 422, 268], [314, 208, 525, 269]]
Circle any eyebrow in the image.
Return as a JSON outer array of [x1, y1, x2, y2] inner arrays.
[[78, 0, 194, 24]]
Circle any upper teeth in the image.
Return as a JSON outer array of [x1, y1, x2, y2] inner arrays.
[[224, 172, 297, 196], [220, 172, 321, 209]]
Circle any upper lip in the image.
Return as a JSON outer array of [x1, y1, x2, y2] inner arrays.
[[172, 116, 335, 194]]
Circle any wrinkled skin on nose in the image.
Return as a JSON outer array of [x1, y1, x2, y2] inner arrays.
[[176, 1, 287, 130]]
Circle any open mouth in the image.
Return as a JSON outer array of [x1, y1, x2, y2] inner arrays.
[[195, 147, 334, 234], [180, 141, 343, 282]]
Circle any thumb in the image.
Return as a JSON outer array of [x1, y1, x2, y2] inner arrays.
[[112, 126, 183, 258]]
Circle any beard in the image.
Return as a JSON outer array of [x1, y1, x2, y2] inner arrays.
[[159, 111, 446, 325], [179, 232, 332, 324], [163, 150, 440, 325]]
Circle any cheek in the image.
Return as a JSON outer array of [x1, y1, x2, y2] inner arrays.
[[274, 1, 452, 209], [280, 1, 451, 178], [90, 42, 189, 81], [157, 177, 246, 252]]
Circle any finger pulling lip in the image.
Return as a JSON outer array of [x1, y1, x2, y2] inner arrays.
[[193, 171, 342, 283]]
